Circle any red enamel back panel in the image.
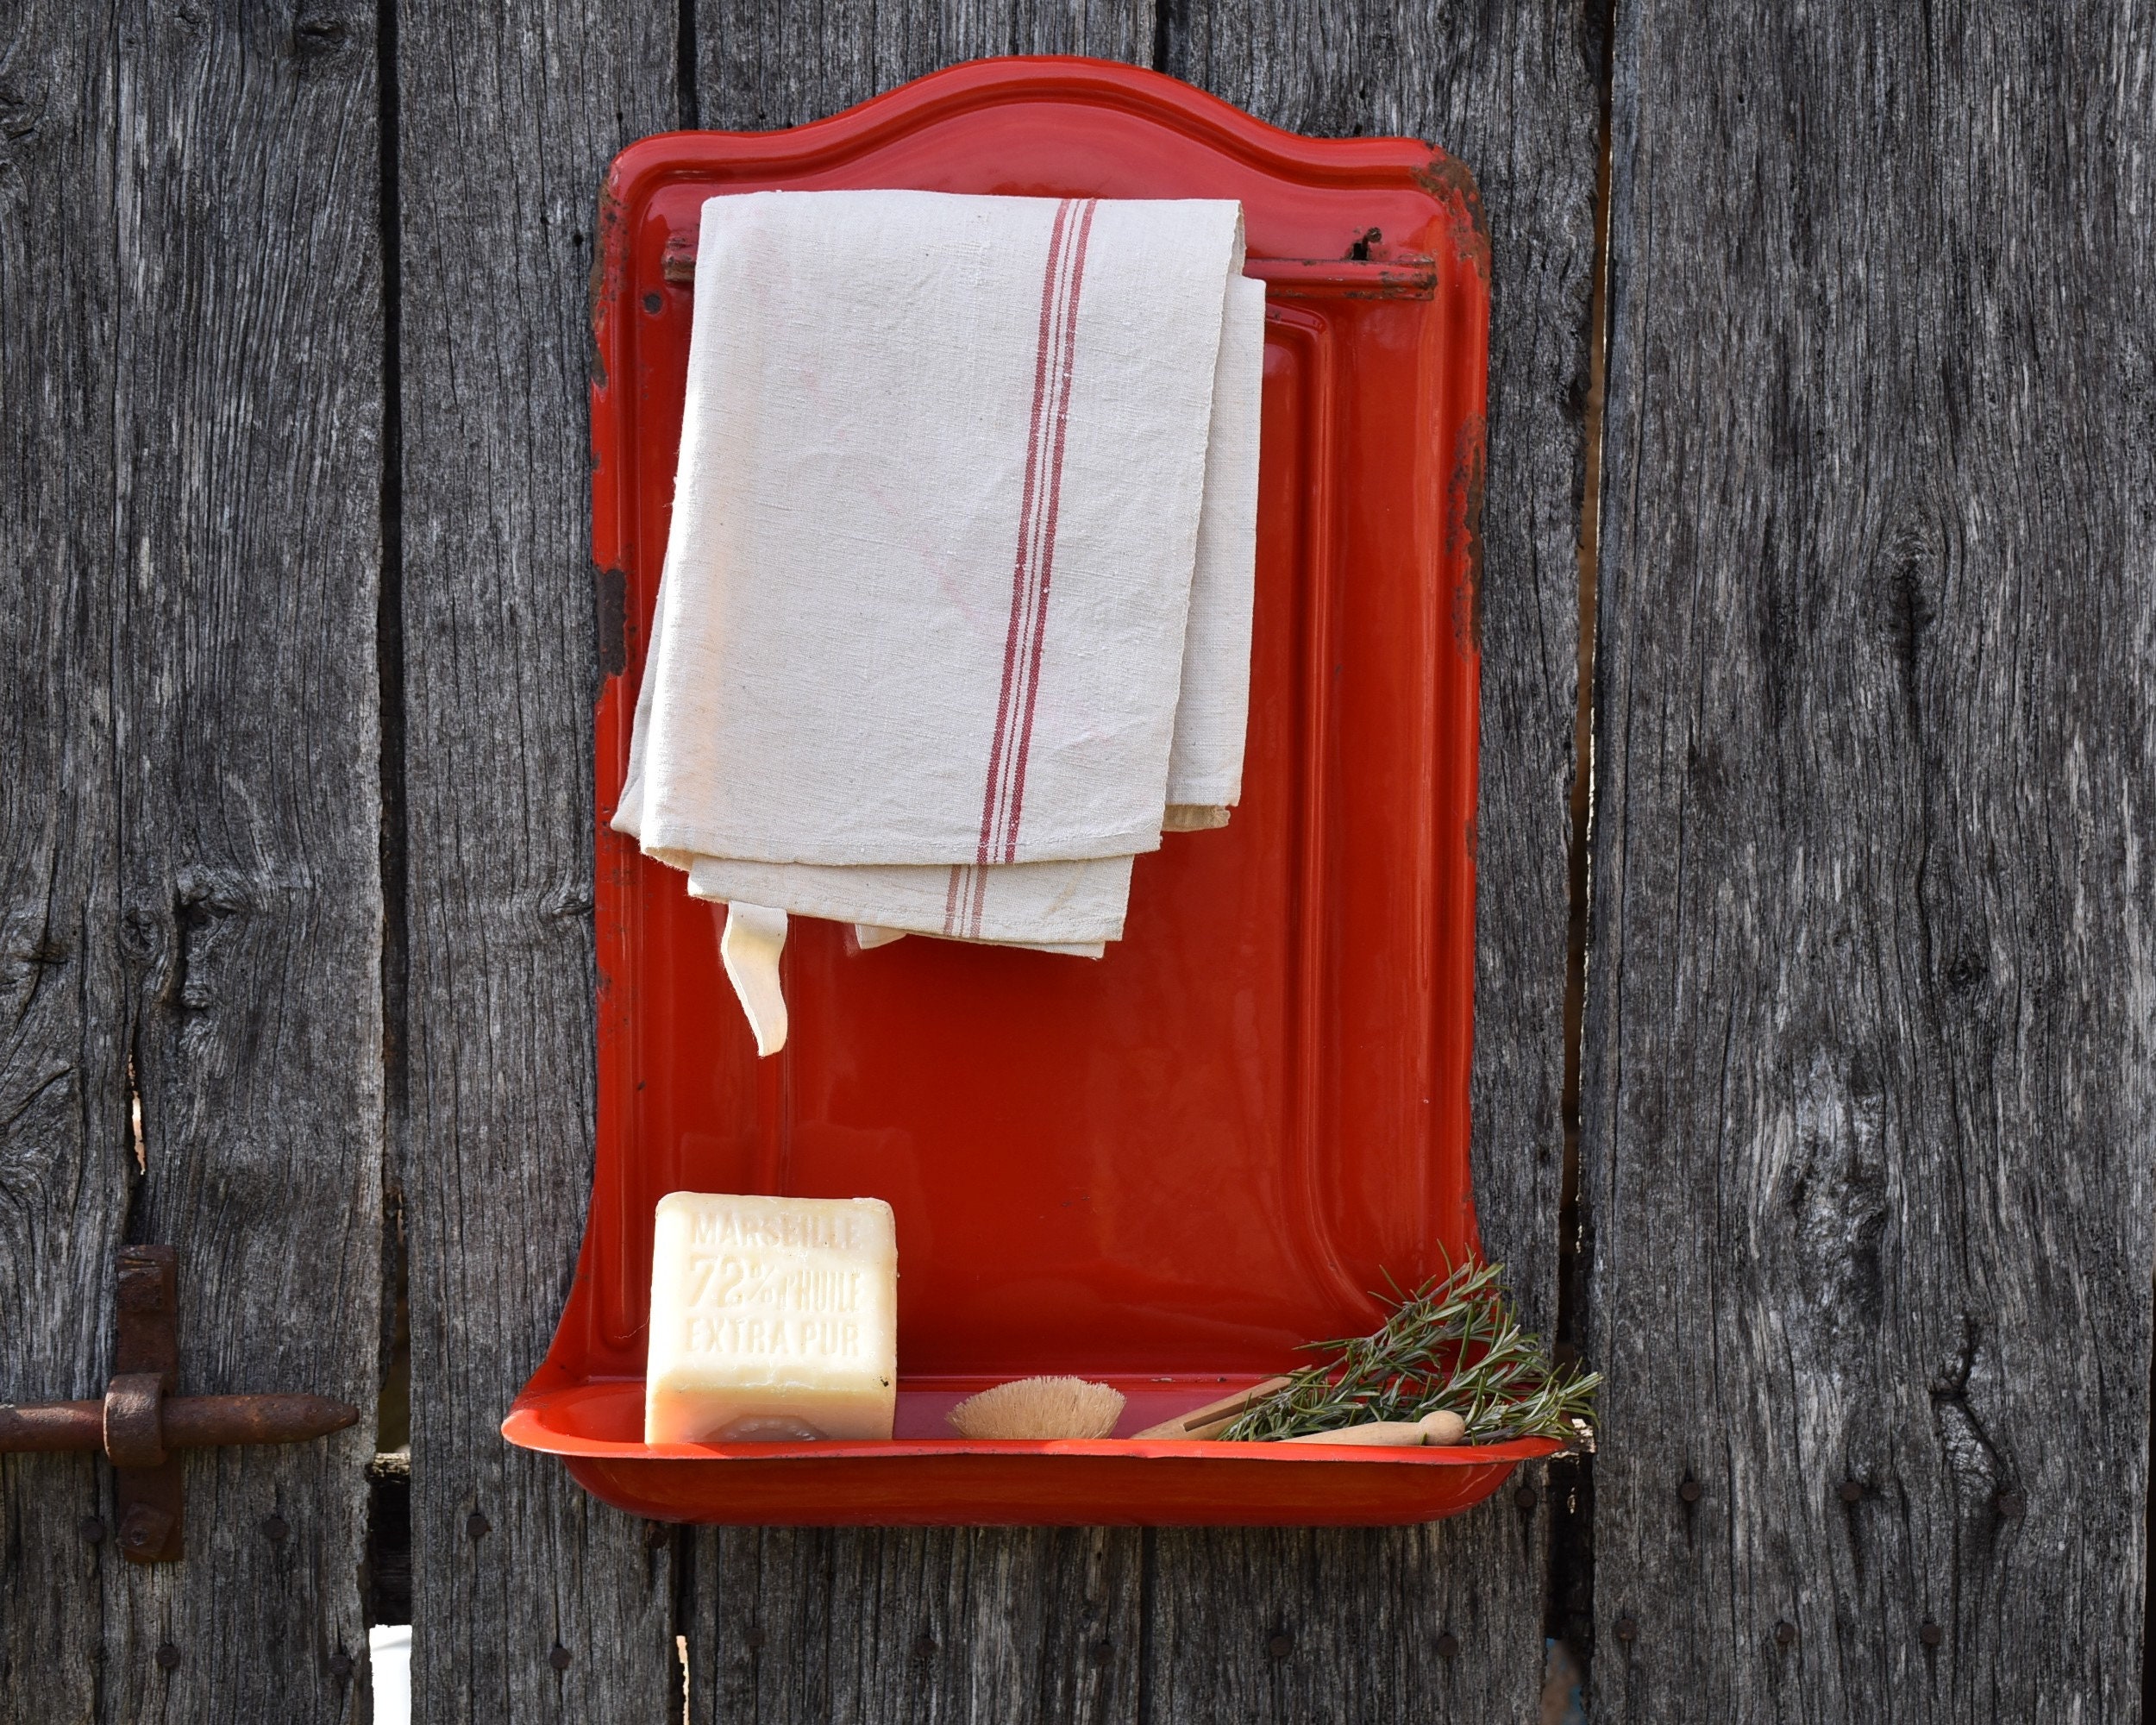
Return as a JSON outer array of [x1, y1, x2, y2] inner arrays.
[[504, 57, 1547, 1525]]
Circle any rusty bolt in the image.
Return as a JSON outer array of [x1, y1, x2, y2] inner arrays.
[[1514, 1484, 1538, 1511], [1267, 1631, 1294, 1660], [1678, 1477, 1703, 1503], [1995, 1490, 2025, 1519], [1920, 1620, 1943, 1648], [155, 1643, 182, 1672], [328, 1652, 354, 1678], [1436, 1631, 1461, 1659], [549, 1644, 572, 1672], [1614, 1615, 1639, 1645], [1773, 1621, 1796, 1647], [78, 1515, 106, 1543], [121, 1505, 172, 1555], [1839, 1481, 1865, 1504], [467, 1510, 491, 1540], [261, 1514, 290, 1542]]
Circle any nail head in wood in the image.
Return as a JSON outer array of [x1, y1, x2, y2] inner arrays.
[[1267, 1631, 1294, 1659], [1614, 1615, 1639, 1644], [1436, 1631, 1461, 1658], [328, 1653, 354, 1678], [549, 1644, 572, 1671], [467, 1510, 491, 1540], [1678, 1477, 1703, 1502], [1920, 1620, 1943, 1647], [155, 1643, 182, 1672], [260, 1514, 290, 1542], [1838, 1480, 1865, 1503], [1514, 1483, 1539, 1510], [1773, 1621, 1796, 1647]]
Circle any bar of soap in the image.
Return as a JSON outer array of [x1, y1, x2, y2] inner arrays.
[[644, 1192, 898, 1445]]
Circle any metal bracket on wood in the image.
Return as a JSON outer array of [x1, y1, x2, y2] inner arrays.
[[0, 1246, 360, 1563]]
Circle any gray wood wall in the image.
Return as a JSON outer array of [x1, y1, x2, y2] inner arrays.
[[0, 1, 2147, 1721]]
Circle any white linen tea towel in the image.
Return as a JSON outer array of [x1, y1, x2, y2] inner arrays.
[[615, 189, 1266, 1054]]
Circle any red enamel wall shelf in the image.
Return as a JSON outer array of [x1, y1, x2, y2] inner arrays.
[[502, 55, 1554, 1526]]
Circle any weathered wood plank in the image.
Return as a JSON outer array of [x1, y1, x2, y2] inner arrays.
[[394, 0, 682, 1719], [692, 1527, 1143, 1722], [679, 5, 1600, 1722], [103, 2, 386, 1718], [0, 3, 128, 1719], [3, 2, 385, 1719], [1585, 2, 2156, 1718], [1144, 1513, 1552, 1722], [684, 13, 1156, 1720], [1144, 6, 1601, 1717], [697, 0, 1154, 129]]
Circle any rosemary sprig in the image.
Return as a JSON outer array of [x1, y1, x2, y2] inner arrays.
[[1219, 1258, 1600, 1445]]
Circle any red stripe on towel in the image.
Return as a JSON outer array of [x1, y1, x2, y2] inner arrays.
[[979, 199, 1073, 866], [977, 198, 1096, 875], [1001, 197, 1097, 861]]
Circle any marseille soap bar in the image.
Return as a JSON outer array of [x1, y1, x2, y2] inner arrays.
[[644, 1192, 898, 1444]]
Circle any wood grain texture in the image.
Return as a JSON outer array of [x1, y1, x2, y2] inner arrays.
[[689, 1527, 1142, 1721], [392, 1, 681, 1720], [1586, 1, 2156, 1718], [678, 5, 1600, 1722], [3, 2, 385, 1720], [696, 0, 1153, 128], [0, 3, 127, 1719]]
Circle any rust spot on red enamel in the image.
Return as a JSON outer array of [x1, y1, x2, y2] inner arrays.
[[1415, 153, 1492, 292], [1449, 412, 1489, 655]]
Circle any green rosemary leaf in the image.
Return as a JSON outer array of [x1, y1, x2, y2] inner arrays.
[[1218, 1258, 1600, 1445]]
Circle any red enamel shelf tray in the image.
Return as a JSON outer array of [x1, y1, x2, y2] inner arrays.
[[504, 55, 1553, 1526]]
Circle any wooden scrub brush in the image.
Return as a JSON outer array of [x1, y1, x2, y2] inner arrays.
[[946, 1377, 1126, 1440]]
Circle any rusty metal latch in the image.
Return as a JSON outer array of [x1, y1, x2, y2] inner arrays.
[[0, 1246, 358, 1562]]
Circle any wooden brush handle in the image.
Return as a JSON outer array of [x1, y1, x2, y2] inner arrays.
[[1131, 1377, 1293, 1440]]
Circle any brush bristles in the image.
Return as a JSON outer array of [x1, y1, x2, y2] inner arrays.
[[946, 1377, 1125, 1440]]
